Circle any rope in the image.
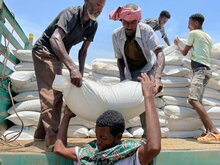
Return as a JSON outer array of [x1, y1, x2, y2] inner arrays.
[[0, 29, 24, 147]]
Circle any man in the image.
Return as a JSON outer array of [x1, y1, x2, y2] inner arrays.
[[32, 0, 106, 150], [110, 4, 165, 139], [174, 13, 220, 142], [142, 10, 171, 46], [54, 73, 161, 165]]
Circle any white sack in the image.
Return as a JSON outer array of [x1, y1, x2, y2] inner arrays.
[[10, 71, 37, 93], [206, 78, 220, 91], [161, 87, 189, 98], [162, 65, 190, 77], [92, 58, 119, 77], [69, 116, 96, 129], [8, 99, 41, 114], [6, 111, 40, 126], [3, 126, 36, 141], [67, 126, 89, 138], [14, 62, 35, 71], [168, 130, 203, 138], [168, 118, 202, 131], [204, 88, 220, 100], [155, 97, 165, 109], [164, 105, 197, 119], [14, 91, 39, 102], [165, 56, 183, 66], [202, 97, 220, 106], [53, 75, 146, 122], [211, 43, 220, 59], [128, 126, 169, 138], [13, 50, 33, 62], [89, 73, 120, 85], [206, 106, 220, 119], [162, 96, 191, 108], [162, 77, 190, 88]]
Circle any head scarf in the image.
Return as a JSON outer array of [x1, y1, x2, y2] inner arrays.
[[109, 6, 142, 22]]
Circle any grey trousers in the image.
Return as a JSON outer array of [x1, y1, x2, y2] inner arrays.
[[130, 65, 155, 139], [32, 46, 63, 146]]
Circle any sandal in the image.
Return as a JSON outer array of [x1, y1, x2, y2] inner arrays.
[[197, 132, 220, 142], [193, 132, 207, 139]]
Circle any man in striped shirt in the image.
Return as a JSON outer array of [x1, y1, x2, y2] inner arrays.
[[142, 10, 171, 46]]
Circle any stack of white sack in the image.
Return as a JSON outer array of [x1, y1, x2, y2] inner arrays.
[[162, 39, 220, 138], [5, 50, 93, 140]]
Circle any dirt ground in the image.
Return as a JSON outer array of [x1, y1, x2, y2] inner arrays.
[[1, 138, 220, 153]]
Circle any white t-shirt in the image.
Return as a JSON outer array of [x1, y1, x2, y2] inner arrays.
[[73, 147, 141, 165]]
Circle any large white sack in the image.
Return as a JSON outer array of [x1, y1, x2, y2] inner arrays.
[[163, 44, 177, 56], [13, 91, 39, 102], [89, 72, 120, 85], [53, 75, 146, 122], [6, 111, 40, 126], [168, 130, 203, 138], [10, 71, 37, 93], [67, 126, 89, 138], [211, 43, 220, 59], [165, 56, 183, 66], [155, 97, 165, 108], [206, 106, 220, 119], [210, 58, 220, 66], [3, 126, 36, 141], [212, 120, 220, 127], [206, 78, 220, 91], [164, 105, 197, 119], [128, 126, 169, 138], [157, 108, 169, 120], [13, 50, 33, 62], [204, 88, 220, 100], [168, 118, 202, 131], [212, 71, 220, 81], [182, 58, 191, 69], [162, 96, 191, 108], [14, 62, 35, 71], [8, 99, 41, 114], [202, 97, 220, 106], [92, 58, 119, 77], [69, 116, 96, 129], [125, 116, 141, 129], [88, 128, 133, 138], [162, 76, 190, 88], [161, 87, 189, 98], [162, 65, 190, 77]]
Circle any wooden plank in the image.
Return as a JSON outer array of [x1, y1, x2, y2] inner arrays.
[[0, 21, 23, 50], [0, 43, 20, 65], [2, 2, 31, 49]]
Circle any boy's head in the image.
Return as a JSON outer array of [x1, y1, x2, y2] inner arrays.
[[95, 110, 125, 151], [188, 13, 204, 30], [159, 10, 171, 26]]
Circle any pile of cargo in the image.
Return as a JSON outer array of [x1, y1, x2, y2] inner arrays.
[[3, 40, 220, 140]]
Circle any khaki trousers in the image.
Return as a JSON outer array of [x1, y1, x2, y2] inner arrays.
[[32, 46, 63, 146]]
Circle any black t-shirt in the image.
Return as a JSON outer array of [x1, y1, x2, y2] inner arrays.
[[33, 6, 98, 54]]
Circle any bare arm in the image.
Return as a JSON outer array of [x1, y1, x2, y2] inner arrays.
[[49, 27, 82, 87], [164, 36, 170, 46], [137, 73, 161, 165], [54, 107, 77, 161], [78, 40, 91, 76], [174, 38, 192, 56], [117, 58, 126, 81], [153, 48, 165, 94]]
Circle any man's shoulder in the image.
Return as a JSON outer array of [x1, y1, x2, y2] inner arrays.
[[190, 30, 212, 40], [138, 22, 154, 32], [113, 26, 124, 34]]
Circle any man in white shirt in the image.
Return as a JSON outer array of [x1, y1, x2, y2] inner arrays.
[[110, 4, 165, 140], [54, 73, 161, 165]]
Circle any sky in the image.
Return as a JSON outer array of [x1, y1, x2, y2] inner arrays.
[[4, 0, 220, 64]]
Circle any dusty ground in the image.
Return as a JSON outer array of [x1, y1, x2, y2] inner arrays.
[[1, 138, 220, 153]]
